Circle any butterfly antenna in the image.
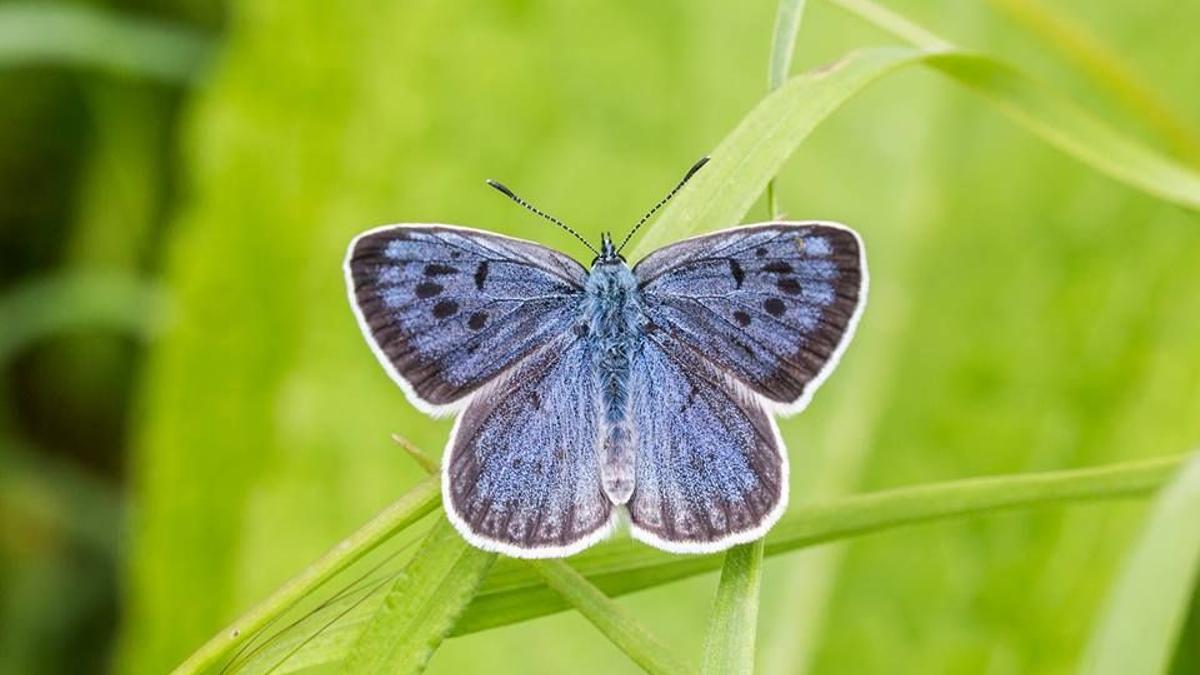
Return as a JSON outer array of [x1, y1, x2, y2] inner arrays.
[[617, 155, 711, 253], [486, 179, 599, 255]]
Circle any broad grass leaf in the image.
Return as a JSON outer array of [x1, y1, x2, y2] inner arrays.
[[0, 2, 211, 82], [1079, 456, 1200, 675], [341, 518, 495, 675]]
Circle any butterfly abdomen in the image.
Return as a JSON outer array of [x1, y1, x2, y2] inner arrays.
[[583, 261, 645, 505]]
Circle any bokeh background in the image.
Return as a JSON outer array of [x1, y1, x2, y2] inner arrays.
[[2, 0, 1199, 673]]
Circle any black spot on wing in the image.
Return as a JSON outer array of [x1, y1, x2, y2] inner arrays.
[[763, 298, 786, 317], [777, 277, 801, 295], [474, 261, 489, 290], [729, 259, 745, 289], [733, 310, 751, 327], [762, 261, 792, 274], [432, 300, 459, 318], [415, 282, 443, 299], [468, 312, 488, 330], [424, 263, 457, 276], [754, 247, 767, 257]]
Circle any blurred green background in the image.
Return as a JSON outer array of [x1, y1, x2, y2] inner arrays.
[[2, 0, 1199, 673]]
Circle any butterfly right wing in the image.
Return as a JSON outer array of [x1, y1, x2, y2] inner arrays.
[[345, 224, 587, 414], [633, 222, 867, 415], [444, 334, 615, 557]]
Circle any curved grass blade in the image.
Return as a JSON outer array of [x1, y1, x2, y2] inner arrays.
[[0, 3, 212, 83], [341, 518, 495, 675], [0, 274, 166, 364], [172, 475, 441, 675], [531, 560, 690, 675], [221, 453, 1190, 672], [630, 46, 1200, 258], [457, 453, 1188, 634], [1078, 455, 1200, 675], [700, 541, 764, 675], [987, 0, 1200, 162], [765, 0, 808, 218]]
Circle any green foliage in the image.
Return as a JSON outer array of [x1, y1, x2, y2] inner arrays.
[[99, 0, 1200, 674], [1079, 456, 1200, 675], [701, 542, 764, 675], [531, 560, 691, 675], [175, 452, 1188, 673], [342, 520, 495, 675], [0, 3, 212, 82]]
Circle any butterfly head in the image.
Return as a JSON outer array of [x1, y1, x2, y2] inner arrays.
[[593, 232, 626, 267]]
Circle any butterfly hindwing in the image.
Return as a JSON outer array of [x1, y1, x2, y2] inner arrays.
[[444, 335, 616, 557], [345, 225, 587, 412], [627, 335, 786, 551], [634, 222, 867, 413]]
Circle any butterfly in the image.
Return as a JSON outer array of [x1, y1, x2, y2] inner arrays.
[[344, 158, 867, 558]]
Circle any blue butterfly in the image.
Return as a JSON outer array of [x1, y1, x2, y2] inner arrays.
[[344, 159, 868, 558]]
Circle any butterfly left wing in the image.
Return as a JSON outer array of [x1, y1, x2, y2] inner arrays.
[[633, 222, 867, 415], [345, 224, 587, 413], [445, 334, 616, 557]]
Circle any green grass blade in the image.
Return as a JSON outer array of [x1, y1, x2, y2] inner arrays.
[[700, 541, 764, 675], [341, 518, 495, 675], [630, 45, 1200, 259], [821, 0, 949, 49], [1079, 455, 1200, 675], [988, 0, 1200, 161], [172, 475, 441, 675], [0, 274, 166, 364], [457, 454, 1188, 634], [922, 52, 1200, 212], [765, 0, 808, 218], [0, 3, 212, 83], [767, 0, 807, 93], [531, 560, 690, 675], [209, 454, 1189, 672]]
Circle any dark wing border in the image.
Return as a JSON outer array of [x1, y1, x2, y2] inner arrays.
[[344, 223, 588, 417], [633, 220, 869, 417]]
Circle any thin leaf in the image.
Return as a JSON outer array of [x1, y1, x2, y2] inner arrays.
[[0, 273, 166, 364], [458, 453, 1187, 633], [530, 560, 690, 675], [172, 475, 441, 675], [0, 3, 212, 83], [225, 453, 1189, 672], [765, 0, 808, 218], [631, 46, 1200, 258], [700, 541, 764, 675], [987, 0, 1200, 161], [1079, 455, 1200, 675], [341, 518, 495, 675]]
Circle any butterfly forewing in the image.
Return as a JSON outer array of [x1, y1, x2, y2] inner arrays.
[[633, 223, 867, 413], [444, 335, 615, 557], [627, 336, 786, 552], [345, 225, 587, 411]]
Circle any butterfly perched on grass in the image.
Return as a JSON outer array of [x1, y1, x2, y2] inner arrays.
[[345, 158, 867, 558]]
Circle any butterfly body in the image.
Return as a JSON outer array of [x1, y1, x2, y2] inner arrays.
[[347, 221, 867, 557], [583, 236, 644, 504]]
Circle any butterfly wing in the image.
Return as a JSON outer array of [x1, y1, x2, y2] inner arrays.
[[345, 224, 587, 413], [633, 222, 867, 414], [444, 334, 615, 557], [626, 336, 786, 552]]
